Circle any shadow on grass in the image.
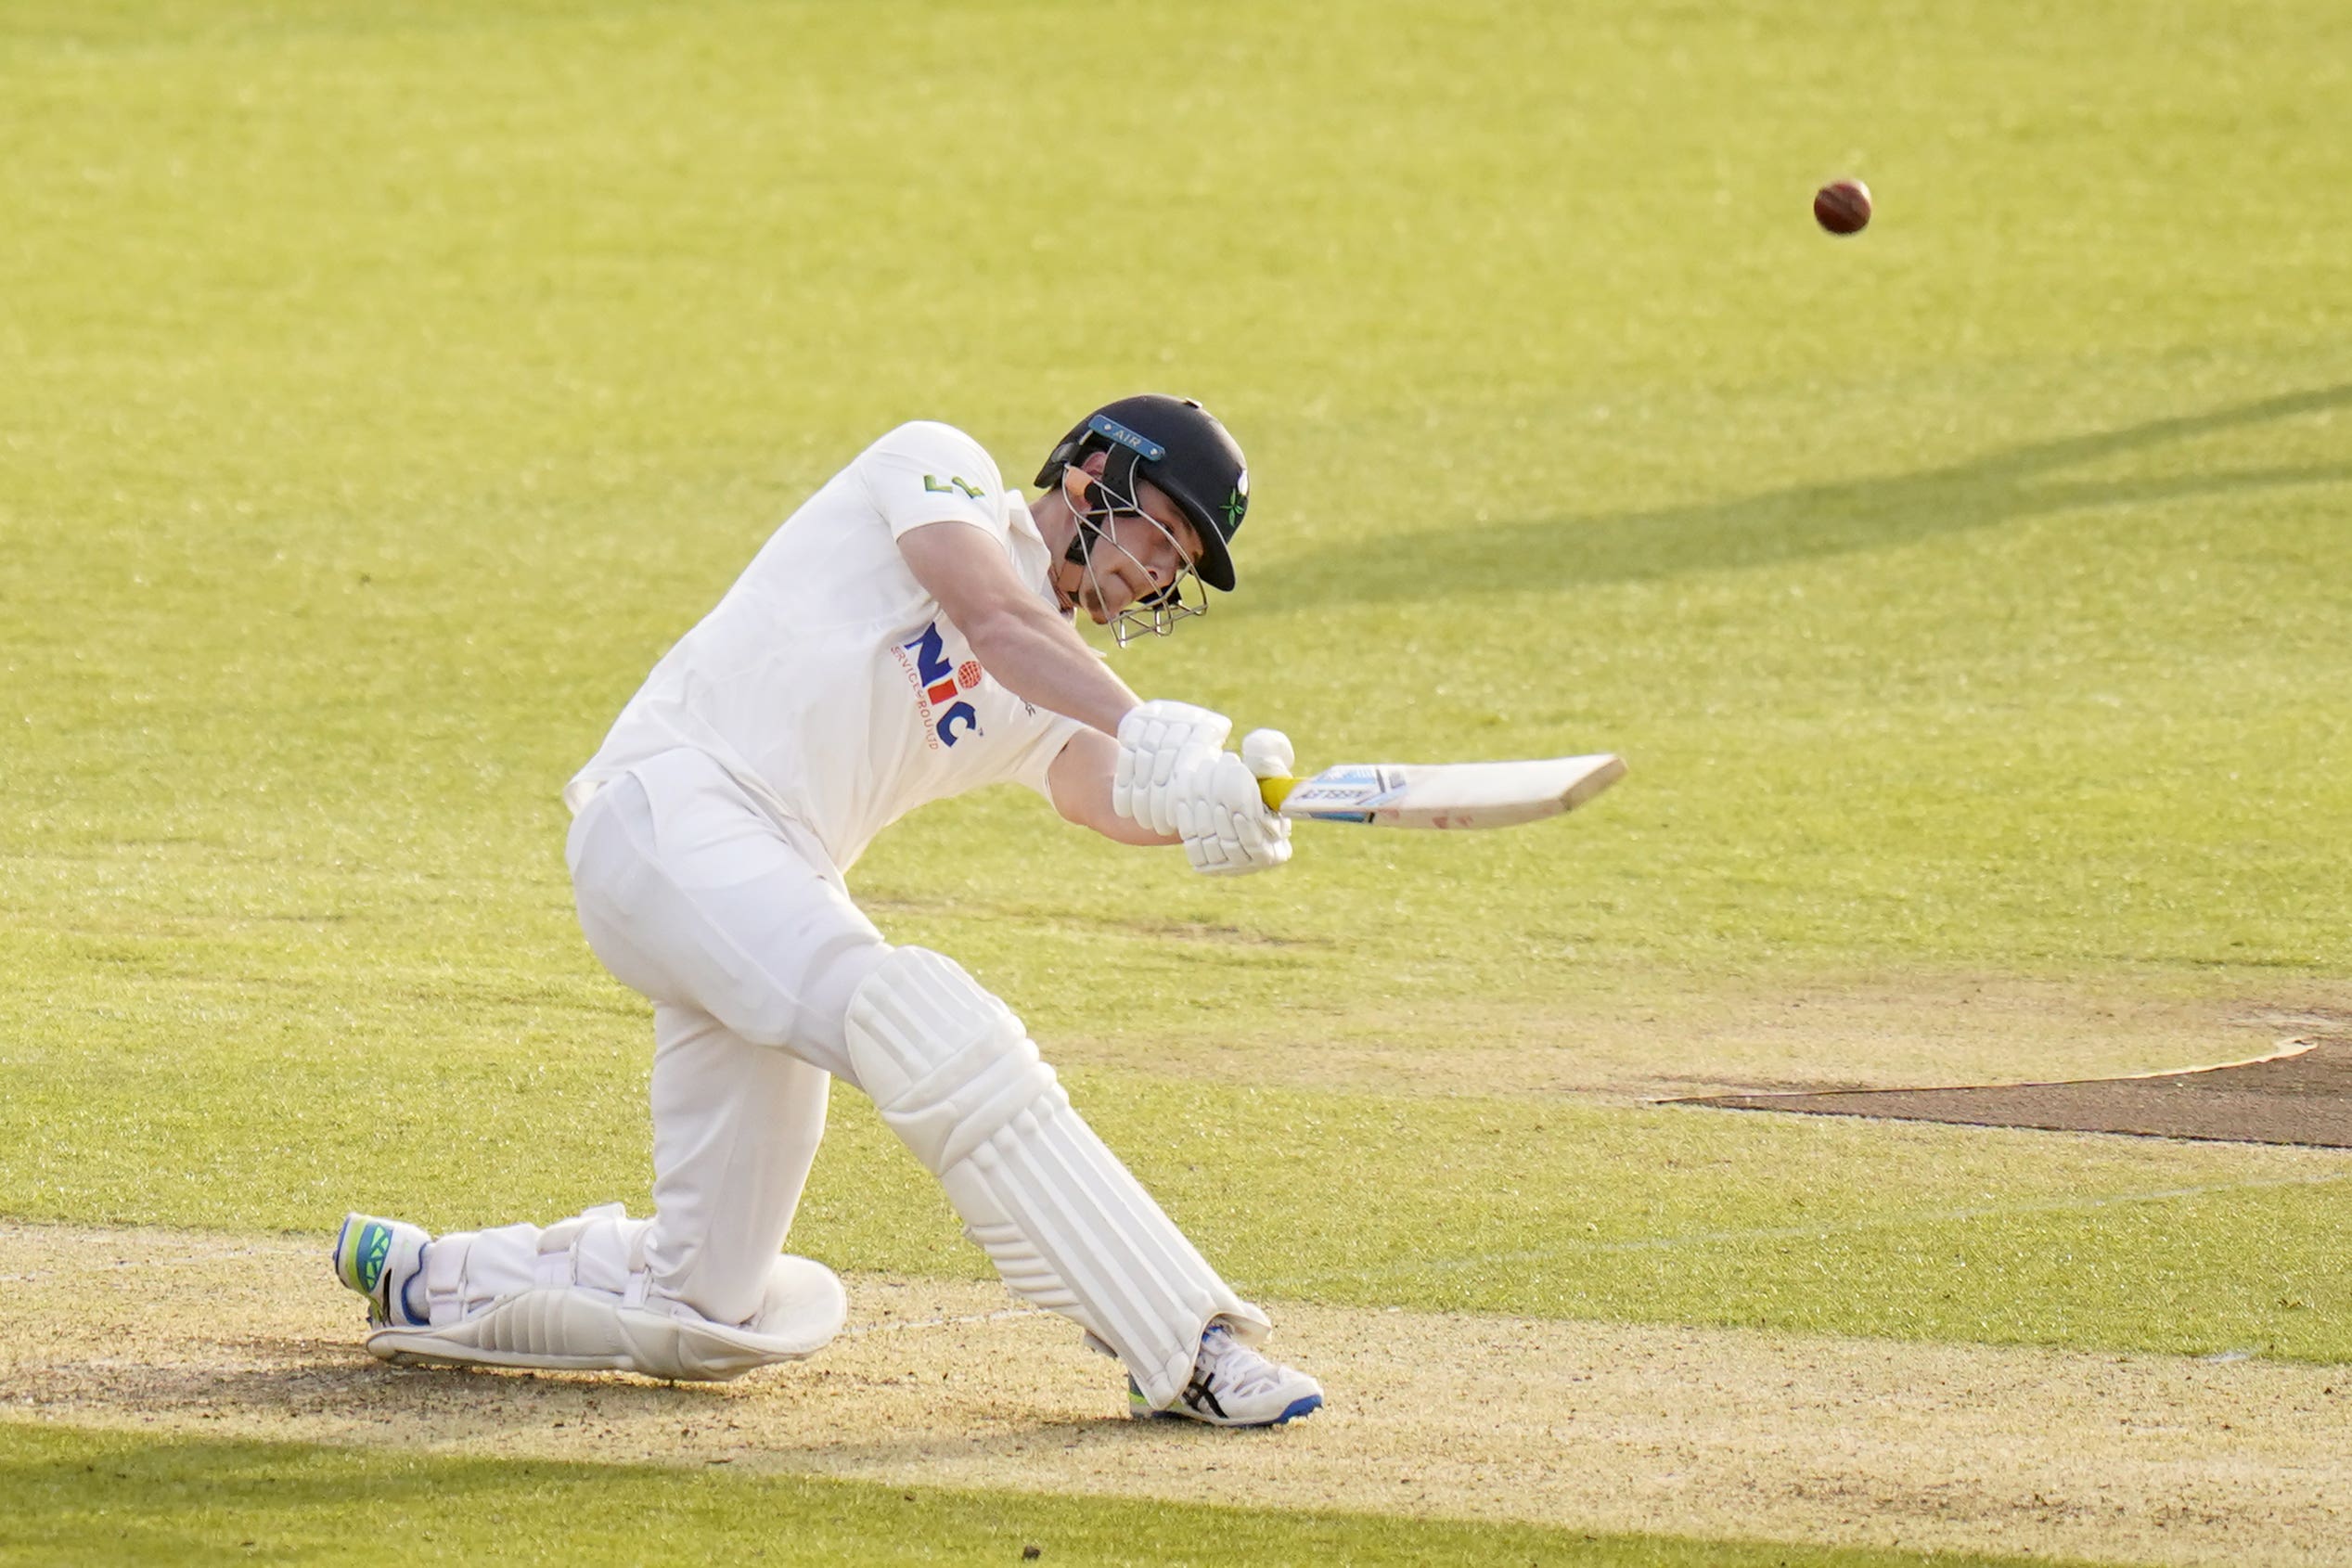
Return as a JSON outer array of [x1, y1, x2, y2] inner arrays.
[[1275, 382, 2352, 608], [0, 1419, 2082, 1568]]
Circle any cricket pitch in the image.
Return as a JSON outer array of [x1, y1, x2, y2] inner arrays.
[[3, 1223, 2344, 1568]]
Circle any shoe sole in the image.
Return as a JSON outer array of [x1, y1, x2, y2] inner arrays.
[[331, 1214, 380, 1298], [333, 1213, 431, 1326], [1128, 1392, 1324, 1428]]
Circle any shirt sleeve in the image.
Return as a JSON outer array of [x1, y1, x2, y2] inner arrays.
[[1000, 704, 1087, 803], [853, 421, 1009, 540]]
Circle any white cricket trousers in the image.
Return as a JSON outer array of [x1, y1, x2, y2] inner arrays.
[[565, 748, 892, 1327]]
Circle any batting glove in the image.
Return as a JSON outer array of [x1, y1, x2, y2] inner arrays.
[[1113, 700, 1233, 837], [1174, 750, 1293, 878], [1239, 727, 1295, 786]]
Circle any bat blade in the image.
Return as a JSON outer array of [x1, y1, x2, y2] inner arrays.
[[1261, 754, 1626, 829]]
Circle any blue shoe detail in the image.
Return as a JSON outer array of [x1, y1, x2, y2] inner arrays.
[[1125, 1373, 1325, 1427], [331, 1214, 390, 1295], [353, 1222, 392, 1292], [331, 1212, 429, 1327], [1274, 1393, 1323, 1424], [396, 1240, 430, 1326]]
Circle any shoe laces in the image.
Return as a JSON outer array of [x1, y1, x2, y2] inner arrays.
[[1195, 1323, 1292, 1397]]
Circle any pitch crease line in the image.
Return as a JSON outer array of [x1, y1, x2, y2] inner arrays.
[[840, 1305, 1044, 1338]]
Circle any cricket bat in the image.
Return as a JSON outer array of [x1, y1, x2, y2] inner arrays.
[[1255, 753, 1626, 830]]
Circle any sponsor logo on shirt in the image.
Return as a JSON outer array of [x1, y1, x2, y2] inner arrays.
[[893, 622, 983, 748]]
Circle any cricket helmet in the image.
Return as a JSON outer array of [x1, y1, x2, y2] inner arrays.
[[1035, 394, 1250, 592]]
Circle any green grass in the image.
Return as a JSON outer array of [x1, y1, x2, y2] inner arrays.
[[8, 0, 2349, 1559], [12, 1049, 2351, 1360], [0, 1423, 2088, 1568], [6, 0, 2348, 1010], [4, 0, 2351, 1526]]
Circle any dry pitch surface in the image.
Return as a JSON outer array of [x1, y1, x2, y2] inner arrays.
[[4, 1224, 2346, 1568]]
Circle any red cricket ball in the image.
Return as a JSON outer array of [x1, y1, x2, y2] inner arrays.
[[1813, 179, 1872, 236]]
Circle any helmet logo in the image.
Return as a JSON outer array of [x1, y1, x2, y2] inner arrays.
[[1084, 414, 1168, 462], [1223, 467, 1249, 532]]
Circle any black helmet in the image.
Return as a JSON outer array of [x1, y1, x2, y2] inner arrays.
[[1035, 394, 1250, 592]]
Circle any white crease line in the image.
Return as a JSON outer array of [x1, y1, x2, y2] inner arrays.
[[0, 1246, 1044, 1340], [13, 1169, 2351, 1311], [1249, 1168, 2352, 1292], [839, 1305, 1042, 1338]]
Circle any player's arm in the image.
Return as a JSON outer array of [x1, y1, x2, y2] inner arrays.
[[1044, 727, 1179, 844], [896, 514, 1291, 873], [896, 521, 1138, 737]]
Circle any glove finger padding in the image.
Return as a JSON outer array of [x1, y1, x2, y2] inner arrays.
[[1176, 752, 1293, 878], [1114, 700, 1233, 837]]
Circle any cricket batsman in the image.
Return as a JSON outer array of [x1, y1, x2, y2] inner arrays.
[[332, 395, 1324, 1427]]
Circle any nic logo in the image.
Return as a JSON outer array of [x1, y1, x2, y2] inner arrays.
[[894, 622, 983, 748]]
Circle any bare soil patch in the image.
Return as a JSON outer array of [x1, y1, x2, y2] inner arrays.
[[5, 1224, 2348, 1566], [1679, 1033, 2352, 1148], [1060, 979, 2352, 1105]]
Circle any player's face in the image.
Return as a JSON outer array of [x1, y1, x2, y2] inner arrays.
[[1071, 480, 1203, 623]]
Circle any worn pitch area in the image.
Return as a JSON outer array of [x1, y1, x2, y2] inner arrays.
[[1676, 1033, 2352, 1148], [4, 1225, 2347, 1568]]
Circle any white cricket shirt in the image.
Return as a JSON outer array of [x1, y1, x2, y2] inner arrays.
[[565, 421, 1086, 874]]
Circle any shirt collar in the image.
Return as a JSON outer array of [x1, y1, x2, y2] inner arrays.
[[1003, 488, 1047, 546]]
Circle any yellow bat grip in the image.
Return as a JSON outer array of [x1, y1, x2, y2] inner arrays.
[[1257, 775, 1299, 812]]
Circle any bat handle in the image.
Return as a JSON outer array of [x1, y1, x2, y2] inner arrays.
[[1241, 730, 1298, 812]]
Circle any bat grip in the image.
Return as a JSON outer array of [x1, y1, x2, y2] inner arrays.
[[1257, 775, 1299, 812]]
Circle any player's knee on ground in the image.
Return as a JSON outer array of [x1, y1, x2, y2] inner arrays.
[[366, 1204, 845, 1381]]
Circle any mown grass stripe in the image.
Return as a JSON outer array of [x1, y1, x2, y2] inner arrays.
[[0, 1421, 2093, 1568], [1249, 1166, 2352, 1289]]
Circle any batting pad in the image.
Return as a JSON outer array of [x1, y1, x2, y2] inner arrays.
[[364, 1203, 844, 1381], [845, 947, 1268, 1409]]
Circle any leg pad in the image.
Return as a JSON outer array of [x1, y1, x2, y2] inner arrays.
[[362, 1204, 843, 1381], [845, 948, 1266, 1408]]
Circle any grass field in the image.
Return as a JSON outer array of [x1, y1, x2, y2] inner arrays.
[[4, 0, 2349, 1562], [4, 1423, 2091, 1568]]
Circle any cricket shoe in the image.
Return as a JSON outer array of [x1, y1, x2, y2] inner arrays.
[[331, 1213, 431, 1329], [1129, 1323, 1324, 1427]]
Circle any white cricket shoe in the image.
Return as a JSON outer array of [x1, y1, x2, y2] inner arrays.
[[330, 1213, 431, 1329], [1129, 1322, 1324, 1427]]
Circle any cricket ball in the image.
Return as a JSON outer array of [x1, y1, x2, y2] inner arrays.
[[1813, 179, 1871, 236]]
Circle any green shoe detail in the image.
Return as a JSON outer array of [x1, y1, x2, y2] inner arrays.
[[333, 1215, 393, 1297], [355, 1223, 392, 1292]]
